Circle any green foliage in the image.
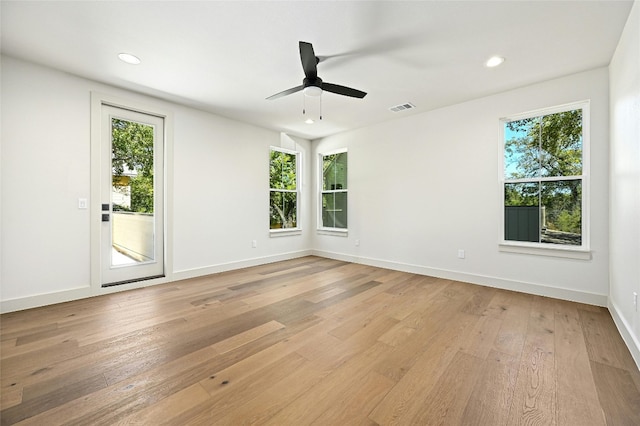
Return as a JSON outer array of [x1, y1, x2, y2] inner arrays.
[[130, 175, 154, 214], [111, 118, 155, 213], [553, 207, 582, 234], [505, 109, 582, 179], [505, 183, 538, 206], [270, 150, 297, 190], [270, 150, 297, 228]]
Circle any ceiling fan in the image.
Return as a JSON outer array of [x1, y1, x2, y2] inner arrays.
[[266, 41, 367, 100]]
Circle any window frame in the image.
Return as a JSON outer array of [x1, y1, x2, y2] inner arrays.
[[269, 146, 301, 236], [498, 101, 591, 259], [318, 148, 349, 235]]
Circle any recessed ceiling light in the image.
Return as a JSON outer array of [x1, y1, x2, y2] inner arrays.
[[485, 56, 505, 68], [305, 118, 315, 124], [118, 53, 141, 65]]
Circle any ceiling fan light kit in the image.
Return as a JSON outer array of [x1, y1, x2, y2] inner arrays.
[[303, 85, 322, 97]]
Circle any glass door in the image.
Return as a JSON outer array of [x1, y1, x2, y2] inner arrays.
[[100, 105, 164, 286]]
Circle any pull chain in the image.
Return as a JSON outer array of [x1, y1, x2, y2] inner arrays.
[[302, 92, 323, 121]]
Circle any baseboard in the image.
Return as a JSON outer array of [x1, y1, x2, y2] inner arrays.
[[312, 250, 608, 307], [608, 299, 640, 371], [172, 250, 314, 281], [1, 286, 92, 314]]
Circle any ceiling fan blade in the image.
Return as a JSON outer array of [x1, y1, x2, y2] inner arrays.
[[322, 82, 367, 99], [266, 85, 304, 100], [299, 41, 318, 80]]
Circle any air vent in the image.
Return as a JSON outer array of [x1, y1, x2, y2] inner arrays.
[[389, 102, 415, 113]]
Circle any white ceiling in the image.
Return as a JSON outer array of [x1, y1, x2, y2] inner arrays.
[[1, 1, 634, 140]]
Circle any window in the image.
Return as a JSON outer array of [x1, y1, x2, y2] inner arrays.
[[501, 102, 588, 252], [269, 147, 300, 231], [320, 150, 348, 230]]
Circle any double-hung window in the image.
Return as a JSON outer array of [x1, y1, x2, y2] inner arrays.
[[501, 101, 589, 254], [319, 150, 348, 231], [269, 147, 300, 232]]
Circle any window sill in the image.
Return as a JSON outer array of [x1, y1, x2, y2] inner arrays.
[[499, 242, 591, 260], [269, 228, 302, 238], [317, 228, 348, 237]]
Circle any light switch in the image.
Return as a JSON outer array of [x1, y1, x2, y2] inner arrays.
[[78, 198, 88, 209]]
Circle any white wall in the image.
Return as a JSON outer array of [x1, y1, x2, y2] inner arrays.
[[313, 67, 610, 306], [0, 56, 312, 311], [609, 0, 640, 367]]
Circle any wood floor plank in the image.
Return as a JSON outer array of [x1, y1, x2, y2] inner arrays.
[[403, 351, 486, 425], [377, 321, 417, 347], [506, 295, 557, 426], [118, 383, 211, 425], [459, 314, 503, 359], [460, 349, 519, 426], [328, 292, 395, 340], [590, 360, 640, 425], [213, 360, 330, 425], [210, 320, 285, 354], [310, 371, 395, 425], [0, 383, 23, 411], [460, 285, 499, 316], [1, 256, 638, 425], [492, 304, 531, 358], [304, 285, 347, 303], [554, 300, 606, 426]]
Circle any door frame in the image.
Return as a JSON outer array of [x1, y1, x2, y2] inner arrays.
[[90, 92, 173, 294]]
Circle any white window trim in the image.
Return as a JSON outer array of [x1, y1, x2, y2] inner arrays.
[[498, 100, 590, 259], [318, 148, 348, 234], [269, 146, 302, 236]]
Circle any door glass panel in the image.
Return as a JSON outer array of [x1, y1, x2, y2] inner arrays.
[[111, 118, 155, 266]]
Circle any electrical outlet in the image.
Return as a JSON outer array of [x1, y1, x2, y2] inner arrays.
[[355, 239, 360, 247], [252, 240, 257, 248], [634, 292, 638, 312], [458, 249, 465, 259]]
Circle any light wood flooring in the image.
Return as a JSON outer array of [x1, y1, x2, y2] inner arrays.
[[1, 256, 639, 425]]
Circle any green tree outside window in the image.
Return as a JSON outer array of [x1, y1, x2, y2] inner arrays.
[[270, 149, 298, 229]]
